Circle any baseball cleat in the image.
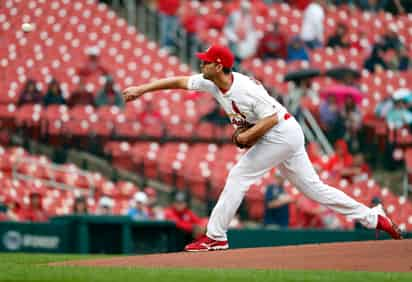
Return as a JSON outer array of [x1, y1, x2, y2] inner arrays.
[[374, 204, 402, 240], [184, 235, 229, 252]]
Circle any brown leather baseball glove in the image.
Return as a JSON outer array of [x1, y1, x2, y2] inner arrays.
[[232, 126, 253, 149]]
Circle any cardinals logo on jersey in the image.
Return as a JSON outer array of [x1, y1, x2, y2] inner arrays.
[[229, 101, 253, 127]]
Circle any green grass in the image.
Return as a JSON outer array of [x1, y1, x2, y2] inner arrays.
[[0, 253, 411, 282]]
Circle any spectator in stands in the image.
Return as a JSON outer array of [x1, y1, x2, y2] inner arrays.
[[96, 196, 114, 215], [342, 96, 363, 152], [95, 76, 124, 108], [293, 196, 325, 228], [181, 7, 207, 35], [350, 30, 372, 54], [300, 0, 326, 49], [319, 95, 345, 144], [207, 9, 226, 31], [256, 22, 288, 60], [67, 81, 95, 107], [127, 191, 150, 220], [144, 187, 164, 220], [157, 0, 181, 53], [364, 44, 388, 73], [375, 89, 412, 129], [387, 94, 412, 129], [380, 24, 403, 53], [263, 174, 293, 227], [18, 79, 43, 106], [1, 197, 23, 221], [164, 191, 206, 243], [22, 192, 48, 222], [327, 139, 371, 182], [77, 46, 108, 82], [378, 24, 410, 71], [327, 23, 350, 48], [224, 0, 259, 65], [72, 196, 88, 215], [180, 8, 208, 59], [294, 196, 342, 229], [286, 37, 310, 62], [200, 103, 230, 127], [137, 101, 162, 126], [43, 79, 66, 106]]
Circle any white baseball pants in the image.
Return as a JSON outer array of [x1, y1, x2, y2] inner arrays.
[[206, 117, 379, 241]]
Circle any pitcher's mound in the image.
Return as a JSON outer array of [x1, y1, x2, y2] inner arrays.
[[55, 239, 412, 272]]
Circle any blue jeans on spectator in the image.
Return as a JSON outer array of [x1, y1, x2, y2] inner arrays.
[[159, 13, 178, 49]]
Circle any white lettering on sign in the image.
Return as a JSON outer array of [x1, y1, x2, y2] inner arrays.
[[23, 235, 60, 249], [2, 231, 60, 250]]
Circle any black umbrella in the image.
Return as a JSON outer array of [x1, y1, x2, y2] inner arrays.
[[325, 66, 361, 81], [284, 68, 321, 83]]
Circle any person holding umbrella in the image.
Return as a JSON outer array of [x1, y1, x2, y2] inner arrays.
[[319, 94, 345, 144], [320, 84, 364, 146], [376, 88, 412, 129]]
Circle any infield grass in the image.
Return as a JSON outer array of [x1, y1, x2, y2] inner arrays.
[[0, 253, 410, 282]]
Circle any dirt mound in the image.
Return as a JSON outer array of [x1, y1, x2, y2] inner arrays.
[[55, 239, 412, 272]]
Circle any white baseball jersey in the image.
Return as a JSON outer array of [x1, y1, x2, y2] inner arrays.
[[187, 72, 288, 128]]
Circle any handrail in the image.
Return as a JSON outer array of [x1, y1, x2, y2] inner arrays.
[[301, 108, 334, 155], [299, 118, 316, 143]]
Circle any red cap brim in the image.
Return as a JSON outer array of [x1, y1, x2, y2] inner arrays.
[[196, 52, 212, 62]]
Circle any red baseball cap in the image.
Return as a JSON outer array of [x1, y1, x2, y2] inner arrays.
[[196, 44, 235, 69]]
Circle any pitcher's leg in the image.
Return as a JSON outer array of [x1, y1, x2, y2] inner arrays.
[[278, 148, 378, 228], [207, 141, 293, 241]]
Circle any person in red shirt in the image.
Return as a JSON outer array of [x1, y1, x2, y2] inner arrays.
[[77, 47, 108, 83], [22, 192, 48, 222], [294, 196, 324, 228], [256, 22, 288, 60], [293, 195, 342, 229], [0, 196, 24, 221], [137, 101, 162, 126], [164, 192, 206, 246], [327, 139, 354, 170], [327, 139, 370, 182]]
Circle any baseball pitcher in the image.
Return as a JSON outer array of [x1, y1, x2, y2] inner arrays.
[[122, 44, 402, 251]]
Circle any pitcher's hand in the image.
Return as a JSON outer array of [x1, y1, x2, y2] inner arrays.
[[122, 86, 145, 102]]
